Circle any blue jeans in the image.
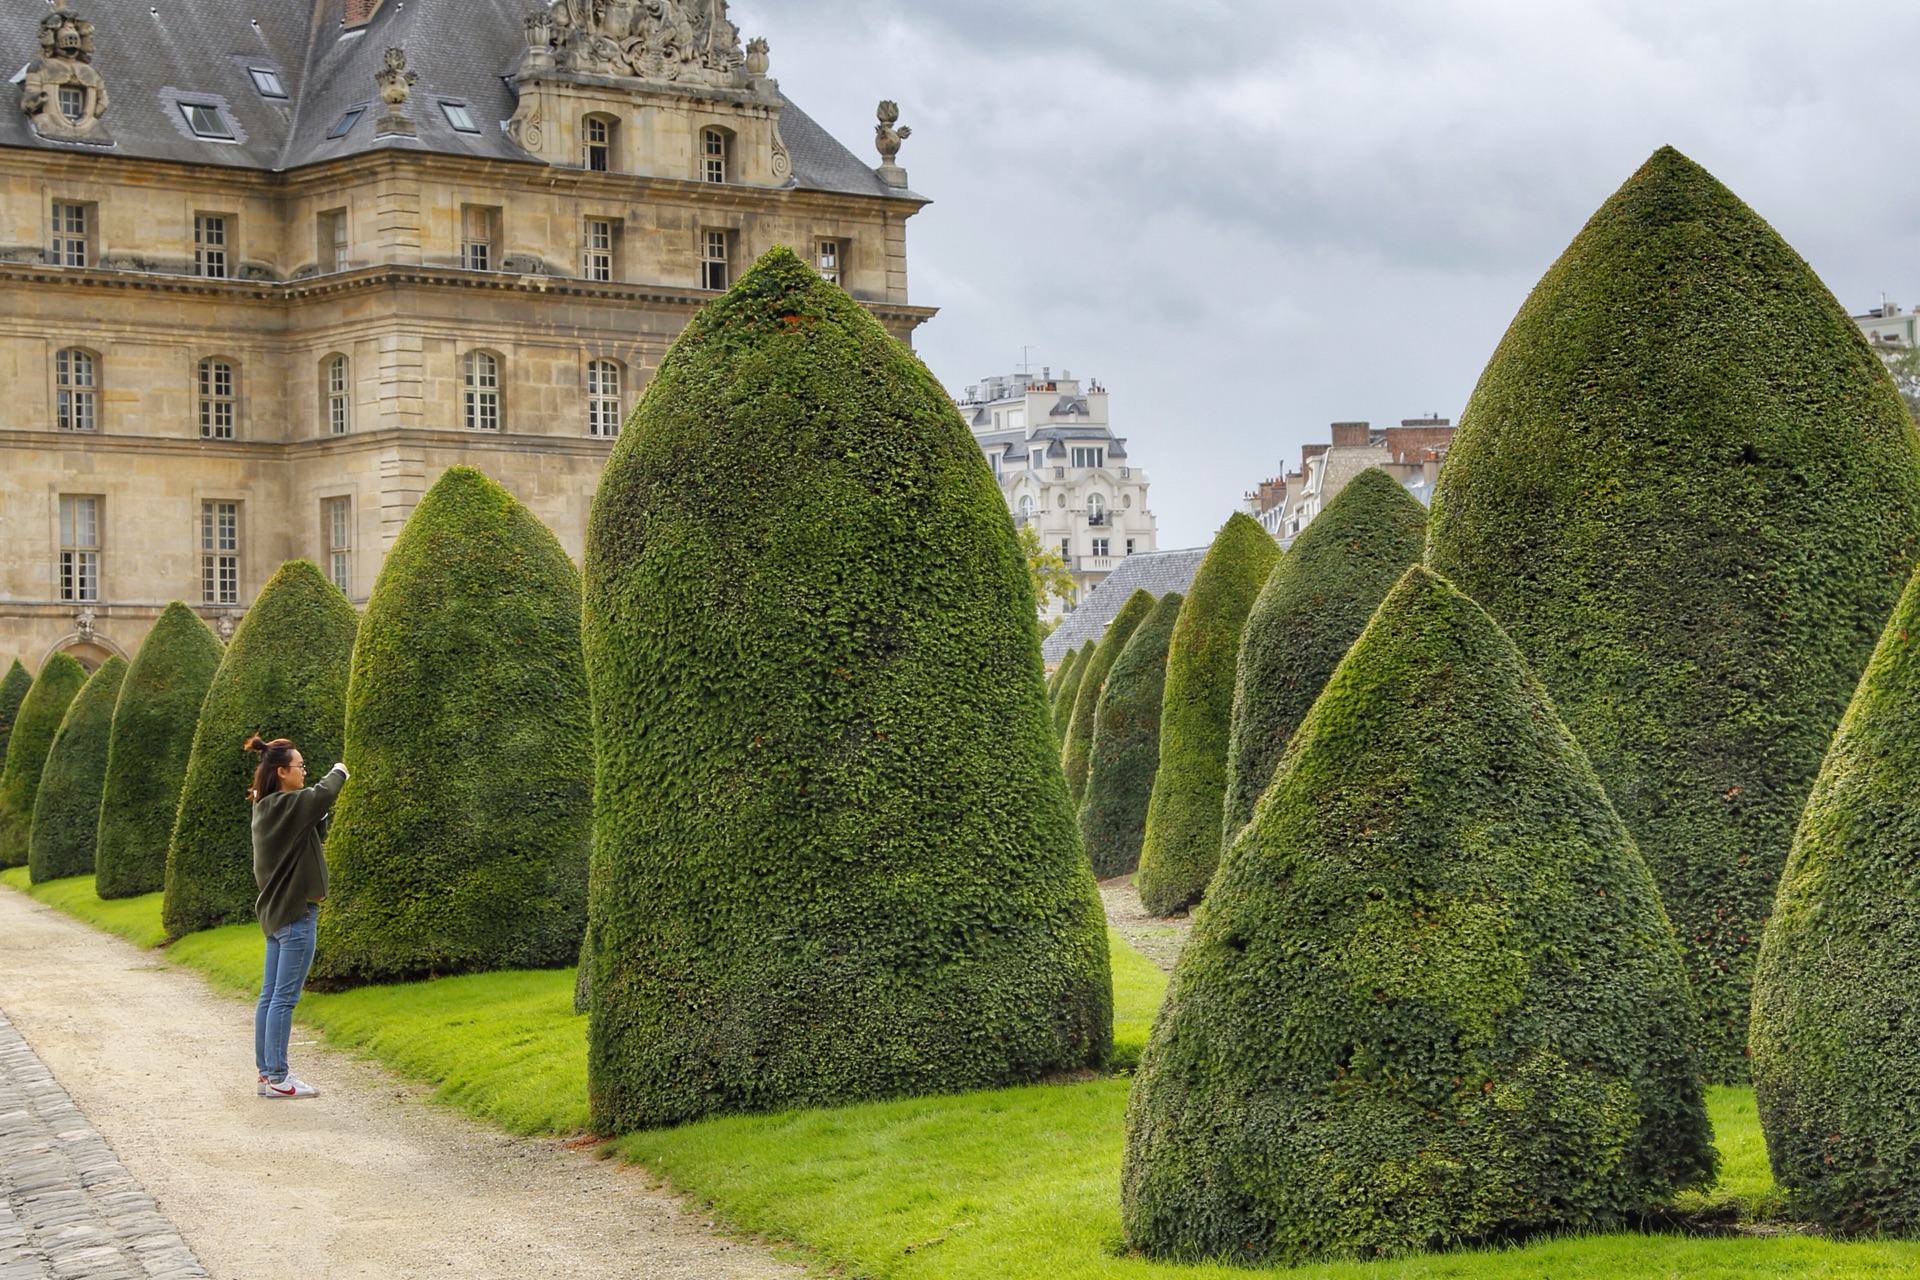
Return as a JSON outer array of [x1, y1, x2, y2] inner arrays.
[[255, 903, 318, 1082]]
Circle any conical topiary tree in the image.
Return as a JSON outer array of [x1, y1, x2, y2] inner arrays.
[[1751, 565, 1920, 1236], [1222, 469, 1427, 838], [95, 604, 224, 898], [584, 246, 1111, 1133], [1122, 567, 1715, 1264], [1426, 146, 1920, 1081], [0, 659, 32, 774], [163, 561, 358, 937], [1048, 645, 1081, 707], [27, 657, 127, 883], [1062, 590, 1158, 804], [1051, 644, 1088, 739], [312, 467, 590, 984], [1079, 592, 1182, 880], [1136, 513, 1280, 915], [0, 655, 89, 868]]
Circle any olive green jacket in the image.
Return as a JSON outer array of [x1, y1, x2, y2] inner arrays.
[[252, 764, 347, 936]]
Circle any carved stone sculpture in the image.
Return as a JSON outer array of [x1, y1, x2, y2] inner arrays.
[[73, 609, 96, 644], [519, 0, 749, 87], [874, 100, 911, 189], [374, 47, 419, 136], [21, 1, 110, 144]]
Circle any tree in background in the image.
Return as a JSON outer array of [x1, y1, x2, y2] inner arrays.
[[1047, 644, 1080, 707], [1122, 568, 1713, 1263], [1136, 513, 1281, 916], [1426, 147, 1920, 1081], [164, 561, 357, 936], [1878, 340, 1920, 420], [1021, 521, 1077, 622], [584, 247, 1110, 1133], [1051, 646, 1087, 740], [1061, 590, 1157, 805], [0, 659, 32, 774], [0, 655, 89, 868], [27, 657, 127, 883], [313, 467, 590, 984], [1079, 591, 1182, 879]]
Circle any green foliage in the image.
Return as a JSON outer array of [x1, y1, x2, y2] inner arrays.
[[1879, 341, 1920, 421], [94, 604, 224, 899], [1062, 590, 1157, 804], [27, 658, 127, 883], [1047, 645, 1080, 707], [1051, 647, 1087, 739], [0, 655, 89, 868], [1020, 521, 1077, 614], [1425, 147, 1920, 1082], [163, 561, 358, 937], [0, 659, 32, 774], [1079, 592, 1182, 879], [1750, 565, 1920, 1236], [1222, 469, 1426, 838], [1122, 567, 1714, 1264], [314, 466, 591, 984], [1135, 514, 1280, 916], [584, 246, 1110, 1133]]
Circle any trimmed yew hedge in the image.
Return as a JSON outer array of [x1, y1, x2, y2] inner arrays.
[[27, 657, 127, 883], [1062, 590, 1157, 804], [1080, 592, 1182, 879], [1222, 468, 1426, 838], [1048, 645, 1081, 708], [1122, 567, 1715, 1264], [0, 659, 31, 774], [1136, 513, 1280, 915], [1051, 644, 1089, 740], [163, 561, 357, 937], [584, 246, 1111, 1133], [1751, 564, 1920, 1236], [313, 467, 590, 985], [1426, 146, 1920, 1081], [0, 654, 89, 868], [95, 603, 224, 899]]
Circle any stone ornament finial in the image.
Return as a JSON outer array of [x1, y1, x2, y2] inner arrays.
[[374, 46, 419, 136], [21, 0, 111, 143], [874, 100, 911, 189]]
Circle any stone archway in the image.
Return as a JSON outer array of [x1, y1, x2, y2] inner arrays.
[[40, 631, 127, 674]]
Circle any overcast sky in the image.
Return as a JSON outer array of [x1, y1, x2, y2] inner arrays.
[[732, 1, 1913, 547]]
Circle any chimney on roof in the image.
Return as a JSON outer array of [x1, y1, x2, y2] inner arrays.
[[1330, 421, 1370, 447], [344, 0, 384, 28]]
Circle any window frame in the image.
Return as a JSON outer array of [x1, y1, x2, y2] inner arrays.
[[701, 228, 731, 291], [248, 67, 288, 99], [323, 496, 353, 597], [816, 238, 844, 284], [583, 216, 615, 282], [463, 350, 501, 432], [58, 495, 101, 603], [56, 348, 99, 433], [319, 207, 349, 273], [583, 114, 615, 171], [327, 106, 367, 140], [1070, 446, 1104, 470], [323, 353, 350, 435], [198, 357, 238, 439], [194, 213, 231, 279], [49, 200, 91, 268], [180, 102, 236, 141], [700, 126, 730, 184], [440, 100, 480, 133], [587, 359, 622, 438], [460, 205, 497, 272], [200, 500, 241, 606]]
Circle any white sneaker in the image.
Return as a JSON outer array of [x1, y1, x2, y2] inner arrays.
[[261, 1075, 318, 1099], [256, 1073, 268, 1096]]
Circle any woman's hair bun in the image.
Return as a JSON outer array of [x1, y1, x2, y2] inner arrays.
[[244, 734, 269, 753]]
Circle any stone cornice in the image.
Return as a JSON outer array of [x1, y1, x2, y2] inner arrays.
[[0, 425, 622, 459]]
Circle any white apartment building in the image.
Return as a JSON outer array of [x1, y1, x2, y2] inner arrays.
[[958, 368, 1158, 618]]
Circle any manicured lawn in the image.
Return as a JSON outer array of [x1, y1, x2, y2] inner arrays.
[[11, 867, 1919, 1277]]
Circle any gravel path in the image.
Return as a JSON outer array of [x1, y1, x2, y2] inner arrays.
[[1098, 875, 1193, 971], [0, 888, 797, 1280]]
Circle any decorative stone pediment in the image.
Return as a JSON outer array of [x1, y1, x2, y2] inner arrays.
[[21, 1, 110, 143], [522, 0, 747, 88]]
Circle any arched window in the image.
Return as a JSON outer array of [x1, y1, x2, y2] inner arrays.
[[1086, 493, 1106, 526], [463, 351, 500, 431], [56, 348, 97, 432], [198, 358, 236, 439], [323, 354, 350, 435], [1017, 494, 1036, 525], [583, 114, 617, 171], [701, 126, 730, 183], [587, 359, 622, 438]]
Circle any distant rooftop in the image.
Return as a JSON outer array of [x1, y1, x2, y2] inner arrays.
[[1042, 547, 1207, 665]]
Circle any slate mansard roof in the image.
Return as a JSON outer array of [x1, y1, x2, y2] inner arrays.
[[0, 0, 908, 199], [1041, 547, 1207, 665]]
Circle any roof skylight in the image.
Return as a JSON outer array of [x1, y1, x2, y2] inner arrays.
[[248, 68, 287, 98], [180, 102, 235, 140], [327, 105, 366, 140], [439, 101, 478, 133]]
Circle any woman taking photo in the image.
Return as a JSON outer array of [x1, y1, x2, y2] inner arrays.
[[247, 735, 348, 1099]]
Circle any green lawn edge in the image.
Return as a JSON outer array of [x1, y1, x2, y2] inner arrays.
[[8, 867, 1913, 1278]]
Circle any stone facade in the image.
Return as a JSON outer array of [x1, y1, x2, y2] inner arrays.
[[0, 0, 931, 671], [1246, 418, 1452, 545]]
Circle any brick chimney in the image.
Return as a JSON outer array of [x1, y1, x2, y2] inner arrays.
[[1329, 421, 1370, 447], [344, 0, 384, 28]]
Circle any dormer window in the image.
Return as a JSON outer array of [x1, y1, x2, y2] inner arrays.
[[327, 106, 366, 140], [58, 85, 85, 123], [180, 102, 235, 140], [441, 101, 479, 133], [702, 128, 728, 183], [248, 68, 287, 99]]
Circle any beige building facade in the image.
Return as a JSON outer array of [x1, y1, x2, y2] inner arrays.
[[1, 0, 931, 671]]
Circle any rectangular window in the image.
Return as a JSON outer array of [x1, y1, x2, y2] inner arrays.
[[50, 201, 90, 267], [464, 351, 500, 431], [201, 501, 240, 605], [324, 497, 352, 596], [1070, 446, 1104, 469], [180, 102, 235, 140], [701, 229, 729, 291], [58, 495, 100, 602], [587, 360, 622, 438], [1059, 539, 1071, 562], [1125, 538, 1135, 556], [816, 239, 842, 284], [248, 68, 287, 98], [584, 218, 614, 282], [325, 356, 350, 435], [199, 360, 236, 439], [702, 128, 727, 183], [327, 106, 365, 140], [1030, 449, 1044, 469], [440, 101, 478, 133], [585, 117, 610, 171], [1091, 537, 1110, 558], [195, 214, 229, 278], [461, 205, 496, 272], [58, 85, 85, 123], [56, 349, 97, 432], [319, 208, 349, 273]]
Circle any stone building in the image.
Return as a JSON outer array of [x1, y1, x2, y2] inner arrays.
[[958, 368, 1158, 620], [0, 0, 931, 670], [1245, 417, 1451, 546]]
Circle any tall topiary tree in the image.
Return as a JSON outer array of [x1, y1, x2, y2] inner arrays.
[[584, 246, 1111, 1133], [164, 561, 357, 937], [1122, 567, 1714, 1264], [1051, 644, 1089, 740], [95, 603, 224, 898], [1062, 590, 1157, 804], [0, 655, 89, 868], [27, 657, 127, 883], [1426, 146, 1920, 1081], [1048, 645, 1081, 707], [1223, 469, 1426, 838], [1080, 592, 1181, 879], [313, 467, 590, 984], [1136, 513, 1280, 915], [0, 659, 32, 775], [1751, 565, 1920, 1236]]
